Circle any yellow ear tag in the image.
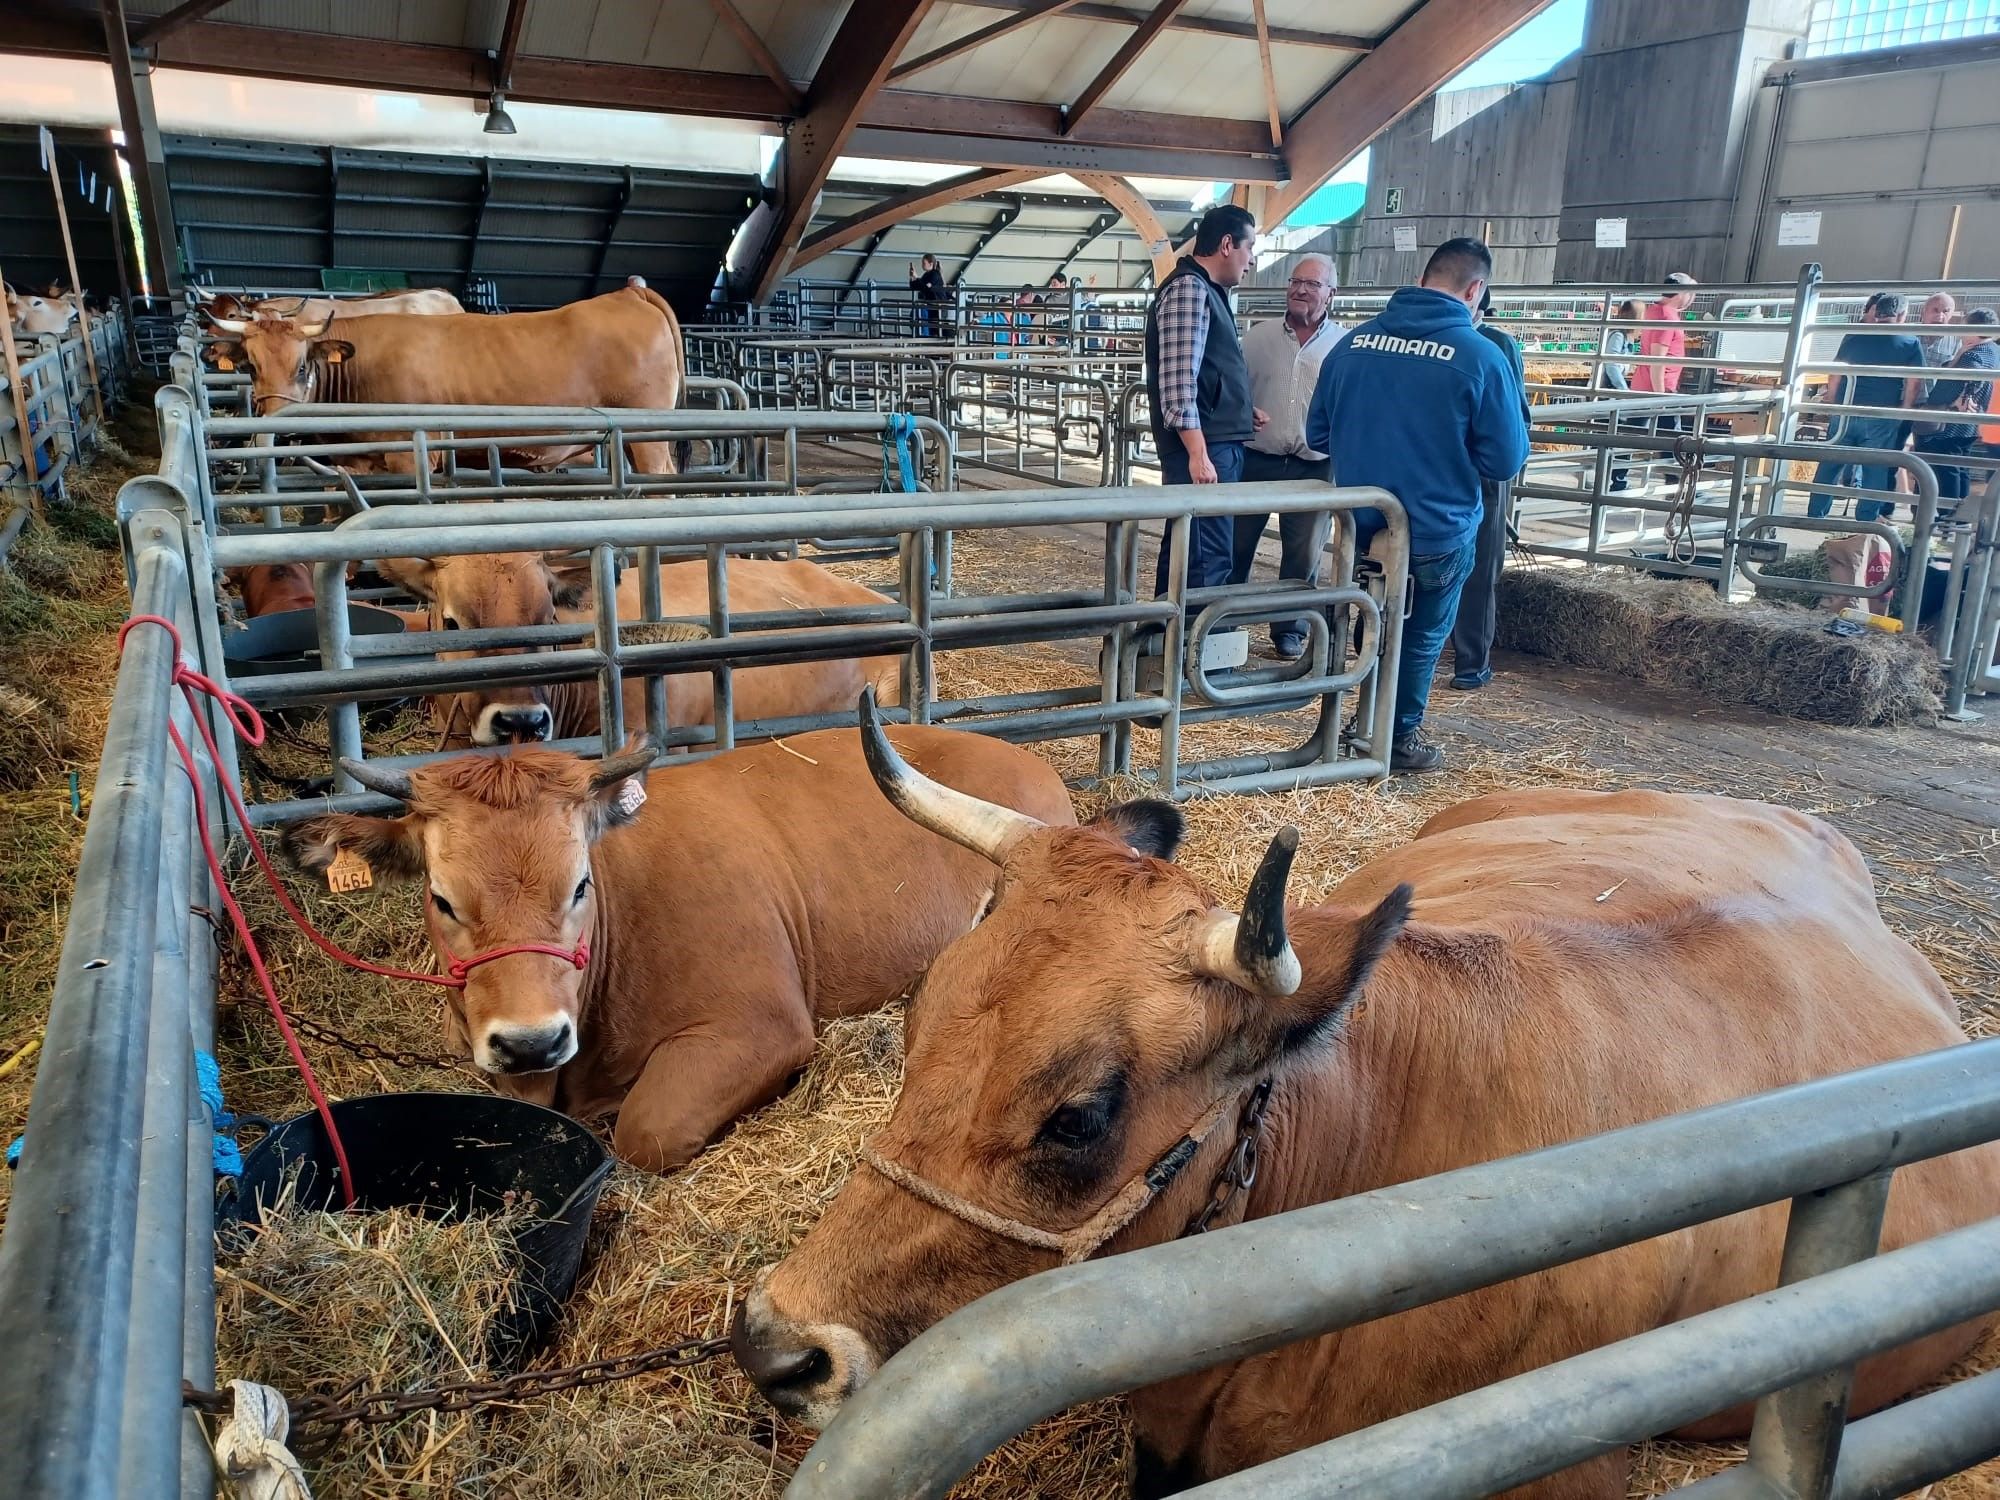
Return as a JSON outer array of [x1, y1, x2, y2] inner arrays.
[[216, 355, 235, 372], [325, 348, 345, 364], [327, 848, 374, 893]]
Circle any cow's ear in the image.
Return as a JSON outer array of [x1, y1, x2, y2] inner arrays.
[[374, 554, 439, 601], [315, 338, 355, 365], [1090, 800, 1184, 860], [585, 739, 656, 838], [1212, 886, 1411, 1074], [280, 813, 425, 883], [542, 554, 595, 610]]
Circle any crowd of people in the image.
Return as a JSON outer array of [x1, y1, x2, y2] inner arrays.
[[1138, 202, 1998, 775]]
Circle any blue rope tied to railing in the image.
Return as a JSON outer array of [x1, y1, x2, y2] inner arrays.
[[879, 412, 919, 494], [7, 1049, 243, 1174], [198, 1049, 245, 1177]]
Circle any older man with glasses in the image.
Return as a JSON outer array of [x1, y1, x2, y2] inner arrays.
[[1228, 252, 1348, 660]]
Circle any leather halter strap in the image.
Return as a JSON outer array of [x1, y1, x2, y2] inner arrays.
[[858, 1079, 1270, 1267]]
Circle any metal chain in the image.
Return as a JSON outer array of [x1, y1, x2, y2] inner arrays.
[[1183, 1076, 1275, 1237], [1665, 432, 1706, 566], [183, 1335, 732, 1431], [280, 1009, 484, 1081]]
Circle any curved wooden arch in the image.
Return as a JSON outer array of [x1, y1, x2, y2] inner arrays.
[[790, 167, 1047, 275], [1074, 172, 1180, 284]]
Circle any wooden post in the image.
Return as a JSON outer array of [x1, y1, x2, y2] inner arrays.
[[45, 142, 105, 431], [0, 261, 45, 512], [1942, 203, 1963, 278]]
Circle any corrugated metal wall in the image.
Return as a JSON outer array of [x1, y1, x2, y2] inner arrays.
[[165, 135, 759, 316], [0, 126, 128, 303], [1731, 40, 2000, 281]]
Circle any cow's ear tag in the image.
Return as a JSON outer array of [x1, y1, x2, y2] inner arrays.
[[324, 347, 345, 364], [327, 848, 374, 893], [614, 779, 647, 818], [215, 355, 234, 372]]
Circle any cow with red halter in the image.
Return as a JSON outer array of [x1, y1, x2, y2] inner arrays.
[[280, 718, 1075, 1172], [730, 703, 2000, 1498]]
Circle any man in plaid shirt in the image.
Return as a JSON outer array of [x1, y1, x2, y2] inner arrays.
[[1146, 203, 1263, 593]]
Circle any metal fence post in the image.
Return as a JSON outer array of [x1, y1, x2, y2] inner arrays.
[[1745, 1170, 1893, 1498]]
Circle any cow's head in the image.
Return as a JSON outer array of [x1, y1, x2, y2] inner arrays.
[[374, 550, 599, 746], [282, 742, 654, 1081], [730, 694, 1410, 1426], [6, 284, 77, 338], [200, 310, 353, 411]]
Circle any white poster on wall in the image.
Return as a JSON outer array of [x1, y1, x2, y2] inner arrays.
[[1594, 217, 1627, 249], [1392, 225, 1419, 254], [1778, 211, 1822, 246]]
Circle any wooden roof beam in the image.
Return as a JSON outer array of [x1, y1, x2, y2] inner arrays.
[[1063, 0, 1187, 136], [738, 0, 937, 303], [1073, 171, 1177, 283], [705, 0, 805, 113], [890, 0, 1084, 82], [948, 0, 1374, 52], [131, 0, 238, 49], [492, 0, 530, 89], [1267, 0, 1555, 226]]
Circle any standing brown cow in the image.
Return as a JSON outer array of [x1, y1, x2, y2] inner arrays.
[[203, 279, 682, 472], [281, 719, 1075, 1171], [732, 724, 2000, 1498]]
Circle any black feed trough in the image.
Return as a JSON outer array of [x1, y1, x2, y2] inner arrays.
[[221, 1092, 614, 1366]]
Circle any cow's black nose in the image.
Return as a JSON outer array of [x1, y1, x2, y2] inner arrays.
[[731, 1307, 832, 1409], [490, 705, 553, 743], [486, 1020, 572, 1073]]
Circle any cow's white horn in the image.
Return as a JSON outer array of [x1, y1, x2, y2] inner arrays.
[[207, 315, 252, 335], [857, 686, 1042, 864], [339, 757, 414, 802], [1188, 827, 1303, 996]]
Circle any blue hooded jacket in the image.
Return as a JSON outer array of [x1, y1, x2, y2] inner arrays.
[[1305, 286, 1530, 554]]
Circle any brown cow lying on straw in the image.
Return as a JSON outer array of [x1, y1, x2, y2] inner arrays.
[[283, 724, 1073, 1171], [733, 711, 1998, 1498]]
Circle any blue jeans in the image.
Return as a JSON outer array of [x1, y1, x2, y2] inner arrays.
[[1362, 528, 1478, 740], [1229, 449, 1333, 648], [1155, 439, 1246, 594], [1809, 417, 1905, 522]]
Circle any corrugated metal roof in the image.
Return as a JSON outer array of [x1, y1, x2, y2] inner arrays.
[[164, 134, 756, 313]]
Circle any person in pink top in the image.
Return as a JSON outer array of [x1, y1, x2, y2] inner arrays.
[[1632, 272, 1699, 394]]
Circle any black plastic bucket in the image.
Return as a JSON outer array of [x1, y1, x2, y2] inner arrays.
[[220, 1092, 614, 1367], [220, 602, 415, 679]]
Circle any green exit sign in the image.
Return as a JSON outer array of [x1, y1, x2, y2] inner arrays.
[[1385, 187, 1404, 215]]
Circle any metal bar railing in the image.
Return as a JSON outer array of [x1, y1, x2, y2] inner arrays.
[[785, 1039, 2000, 1500], [0, 522, 218, 1500], [203, 479, 1407, 816]]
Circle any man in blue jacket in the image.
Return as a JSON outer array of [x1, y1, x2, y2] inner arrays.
[[1306, 237, 1530, 772]]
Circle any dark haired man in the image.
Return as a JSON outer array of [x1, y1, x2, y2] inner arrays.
[[1145, 202, 1262, 594], [1808, 290, 1926, 522], [1306, 236, 1528, 772]]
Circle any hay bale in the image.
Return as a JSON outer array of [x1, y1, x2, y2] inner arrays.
[[1498, 566, 1940, 727]]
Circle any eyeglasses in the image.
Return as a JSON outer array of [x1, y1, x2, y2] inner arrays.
[[1288, 278, 1329, 290]]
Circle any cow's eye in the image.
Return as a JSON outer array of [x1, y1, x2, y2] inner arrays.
[[442, 616, 461, 630], [1040, 1094, 1115, 1150], [430, 891, 457, 922], [572, 876, 590, 905]]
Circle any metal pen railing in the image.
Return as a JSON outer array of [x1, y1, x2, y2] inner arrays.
[[201, 476, 1406, 819], [787, 1040, 2000, 1500], [2, 309, 128, 514]]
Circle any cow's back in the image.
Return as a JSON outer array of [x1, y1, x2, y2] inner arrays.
[[343, 286, 680, 409], [1249, 786, 1998, 1465], [597, 726, 1074, 1020]]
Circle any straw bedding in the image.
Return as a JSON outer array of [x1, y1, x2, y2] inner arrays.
[[1496, 566, 1942, 727], [2, 460, 1995, 1496]]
